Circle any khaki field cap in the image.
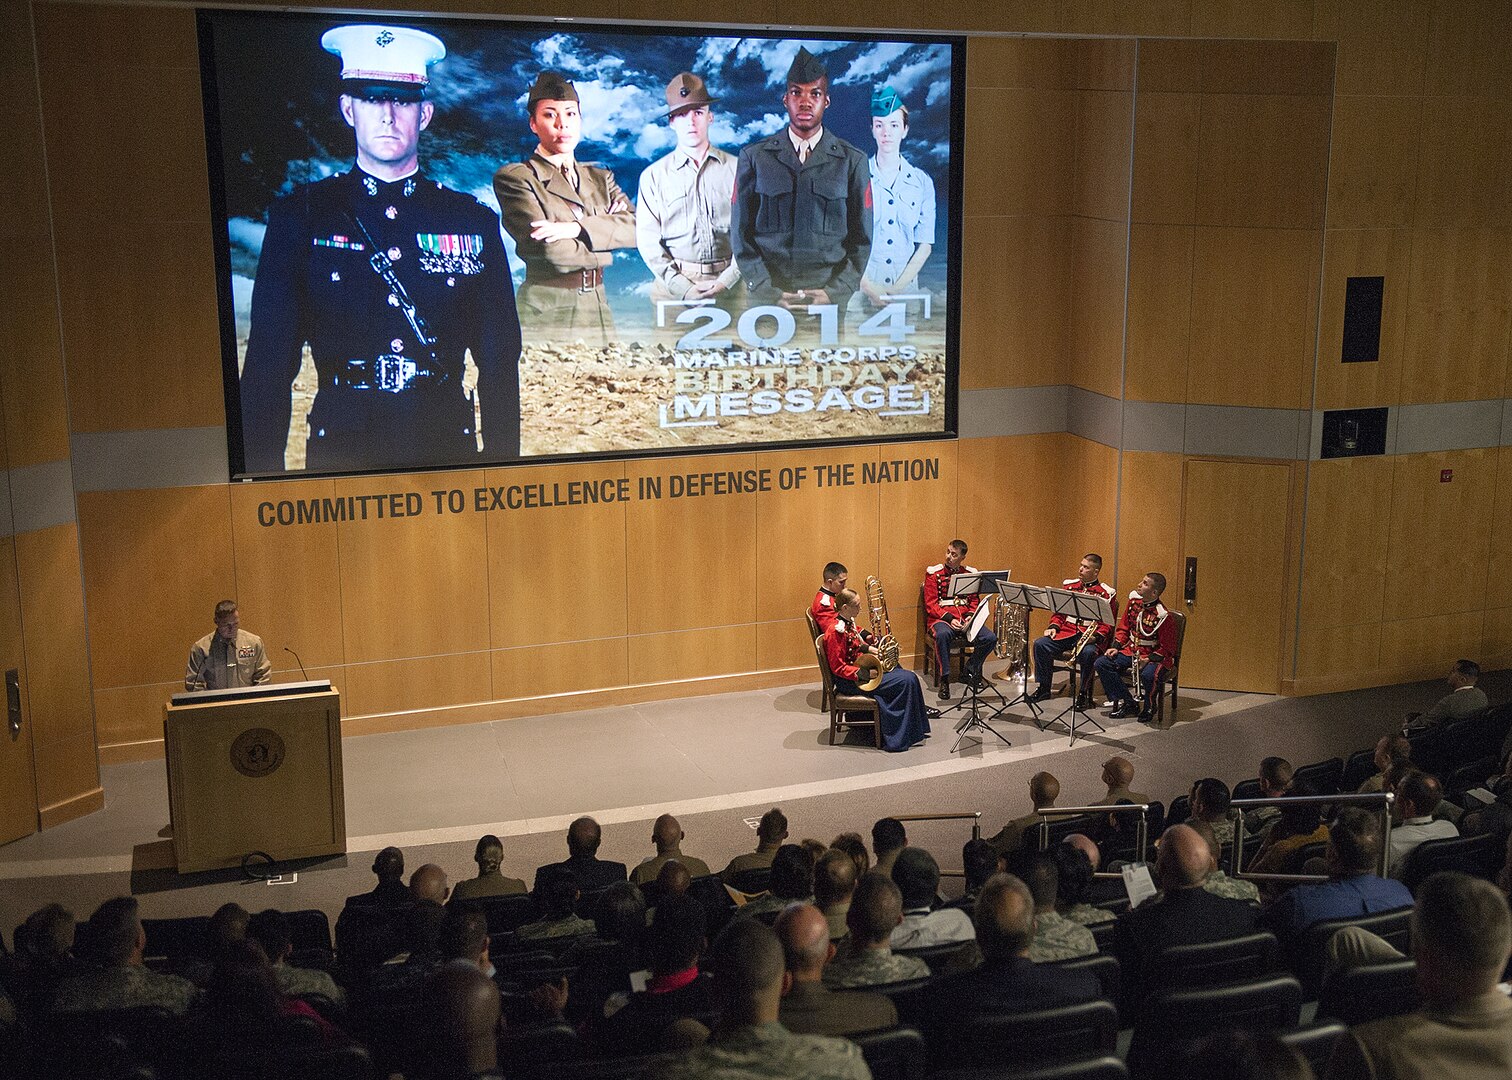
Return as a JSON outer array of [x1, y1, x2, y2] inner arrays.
[[664, 72, 719, 116]]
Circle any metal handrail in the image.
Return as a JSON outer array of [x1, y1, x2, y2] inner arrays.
[[1035, 803, 1151, 866], [890, 812, 982, 879], [1229, 792, 1394, 881]]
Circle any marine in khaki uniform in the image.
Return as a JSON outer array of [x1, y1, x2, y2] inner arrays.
[[185, 601, 271, 692], [494, 72, 636, 345]]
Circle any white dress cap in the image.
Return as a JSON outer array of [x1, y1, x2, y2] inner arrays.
[[320, 24, 446, 86]]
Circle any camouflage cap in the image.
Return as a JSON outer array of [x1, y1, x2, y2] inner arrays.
[[527, 70, 579, 108], [785, 46, 827, 86], [871, 84, 905, 116], [663, 72, 719, 117]]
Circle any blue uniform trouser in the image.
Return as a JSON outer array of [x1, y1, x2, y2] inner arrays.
[[932, 621, 995, 682], [1033, 635, 1101, 692], [1094, 652, 1160, 707]]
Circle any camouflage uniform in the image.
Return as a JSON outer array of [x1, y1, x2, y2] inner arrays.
[[1026, 910, 1097, 963], [274, 963, 346, 1006], [1059, 903, 1115, 928], [1202, 816, 1236, 847], [52, 965, 197, 1016], [516, 913, 595, 942], [648, 1019, 871, 1080], [1243, 806, 1281, 838], [1203, 871, 1260, 904], [822, 941, 929, 989]]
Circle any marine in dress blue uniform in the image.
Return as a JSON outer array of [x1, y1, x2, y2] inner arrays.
[[240, 24, 521, 474]]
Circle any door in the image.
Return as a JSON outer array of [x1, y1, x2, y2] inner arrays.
[[0, 536, 38, 845], [1178, 460, 1293, 693]]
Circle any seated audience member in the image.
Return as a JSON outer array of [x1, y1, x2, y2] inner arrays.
[[632, 814, 713, 885], [646, 919, 869, 1080], [1096, 756, 1150, 805], [799, 838, 829, 865], [368, 891, 449, 994], [247, 908, 347, 1006], [735, 844, 815, 921], [1004, 848, 1096, 962], [721, 807, 788, 883], [1359, 735, 1411, 795], [1326, 872, 1512, 1080], [1263, 807, 1411, 940], [420, 962, 505, 1080], [987, 771, 1060, 854], [562, 881, 648, 1023], [774, 904, 896, 1036], [2, 903, 87, 1015], [349, 846, 411, 907], [439, 907, 492, 977], [952, 839, 1002, 910], [1460, 753, 1512, 837], [52, 897, 198, 1015], [824, 874, 930, 988], [1250, 781, 1329, 881], [1387, 770, 1459, 878], [891, 847, 975, 949], [1111, 825, 1260, 990], [336, 847, 415, 966], [1055, 841, 1115, 927], [831, 832, 870, 878], [921, 873, 1100, 1032], [1190, 777, 1237, 846], [517, 865, 594, 943], [452, 835, 526, 902], [813, 849, 859, 941], [195, 938, 339, 1043], [166, 900, 253, 987], [534, 815, 628, 894], [871, 817, 907, 878], [591, 894, 714, 1055], [1403, 659, 1488, 733], [1242, 756, 1294, 837], [1188, 820, 1259, 903], [652, 860, 694, 910]]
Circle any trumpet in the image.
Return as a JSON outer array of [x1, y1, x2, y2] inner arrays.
[[1130, 644, 1146, 706], [858, 575, 900, 692]]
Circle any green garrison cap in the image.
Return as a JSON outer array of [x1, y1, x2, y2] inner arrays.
[[871, 85, 904, 116], [528, 70, 579, 108], [786, 46, 828, 85]]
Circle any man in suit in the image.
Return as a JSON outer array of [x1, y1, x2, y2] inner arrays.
[[1111, 824, 1260, 992], [534, 816, 627, 894], [775, 903, 896, 1036], [494, 71, 636, 345]]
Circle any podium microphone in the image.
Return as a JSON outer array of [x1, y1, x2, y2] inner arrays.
[[284, 646, 309, 681]]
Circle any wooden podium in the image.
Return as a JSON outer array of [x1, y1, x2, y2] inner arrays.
[[163, 686, 345, 873]]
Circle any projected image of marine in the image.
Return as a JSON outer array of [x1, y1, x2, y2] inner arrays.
[[857, 85, 936, 311], [733, 46, 871, 320], [635, 73, 741, 308], [238, 24, 521, 474], [494, 72, 636, 345]]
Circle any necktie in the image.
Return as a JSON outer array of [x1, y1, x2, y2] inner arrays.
[[560, 163, 578, 191], [798, 141, 809, 165]]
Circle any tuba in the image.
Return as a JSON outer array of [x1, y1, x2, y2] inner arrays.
[[992, 595, 1029, 681], [857, 576, 901, 691]]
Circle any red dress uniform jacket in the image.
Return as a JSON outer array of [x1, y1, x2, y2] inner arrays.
[[924, 563, 981, 626], [1112, 593, 1178, 675], [824, 618, 867, 682], [1046, 579, 1119, 642], [811, 588, 841, 637]]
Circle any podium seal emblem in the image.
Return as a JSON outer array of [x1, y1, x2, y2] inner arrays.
[[231, 728, 286, 778]]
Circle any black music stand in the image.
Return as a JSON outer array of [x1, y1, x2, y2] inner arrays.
[[1044, 589, 1116, 742], [941, 571, 1013, 752]]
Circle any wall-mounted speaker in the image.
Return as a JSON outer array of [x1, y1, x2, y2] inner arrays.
[[1341, 276, 1384, 364], [1321, 407, 1388, 459]]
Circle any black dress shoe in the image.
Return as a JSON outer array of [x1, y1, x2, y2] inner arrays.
[[1138, 710, 1156, 725], [938, 681, 951, 701], [1108, 701, 1136, 720], [1029, 686, 1052, 704], [926, 707, 942, 720]]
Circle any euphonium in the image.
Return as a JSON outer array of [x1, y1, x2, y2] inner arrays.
[[857, 575, 900, 691], [992, 595, 1029, 680]]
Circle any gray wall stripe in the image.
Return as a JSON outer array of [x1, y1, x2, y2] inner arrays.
[[958, 385, 1068, 438], [71, 428, 231, 492], [10, 459, 76, 533], [0, 471, 14, 539], [1123, 401, 1186, 454], [1066, 388, 1122, 449], [1394, 400, 1504, 456], [1184, 404, 1309, 460]]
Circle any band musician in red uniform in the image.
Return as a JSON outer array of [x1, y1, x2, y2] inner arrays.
[[1029, 553, 1118, 705], [1093, 572, 1177, 724], [810, 561, 848, 637], [923, 539, 995, 700], [823, 589, 930, 751]]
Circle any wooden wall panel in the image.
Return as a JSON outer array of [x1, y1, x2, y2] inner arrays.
[[1313, 229, 1411, 410], [964, 88, 1075, 218], [0, 536, 37, 845], [1124, 223, 1193, 402], [1299, 456, 1395, 630], [229, 480, 346, 670], [1061, 0, 1191, 36], [1073, 90, 1132, 221], [1195, 95, 1331, 231], [1136, 39, 1204, 95], [1074, 38, 1135, 93], [1493, 447, 1512, 589], [79, 486, 235, 688], [1196, 41, 1336, 97], [757, 619, 823, 673], [629, 625, 756, 685], [1313, 0, 1430, 97], [967, 33, 1071, 89], [334, 471, 490, 663], [484, 463, 628, 648], [492, 639, 628, 700], [1386, 449, 1496, 619], [1188, 0, 1313, 39], [1062, 437, 1121, 575], [0, 243, 69, 468], [1413, 98, 1512, 228], [1379, 611, 1486, 675], [1295, 623, 1382, 682], [874, 440, 958, 660], [1326, 96, 1423, 229], [624, 454, 758, 636], [1423, 0, 1512, 98], [1484, 607, 1512, 672], [344, 653, 492, 719], [15, 524, 94, 748], [1131, 92, 1199, 224], [1400, 227, 1512, 403], [1115, 451, 1183, 594], [1069, 217, 1128, 399], [754, 445, 880, 626], [956, 435, 1063, 597], [32, 733, 99, 813], [1187, 226, 1321, 409], [960, 215, 1071, 389]]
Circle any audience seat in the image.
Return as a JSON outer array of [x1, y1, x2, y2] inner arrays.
[[538, 1052, 671, 1079], [685, 873, 738, 937], [851, 1025, 926, 1080], [285, 908, 335, 968], [1283, 841, 1329, 874], [1126, 974, 1303, 1080], [37, 1007, 192, 1080], [1399, 832, 1502, 893], [930, 1000, 1119, 1072], [726, 867, 772, 895], [1289, 906, 1413, 997], [1292, 757, 1343, 796], [894, 939, 979, 975], [1445, 758, 1496, 799], [1316, 959, 1419, 1026], [141, 915, 212, 964], [1275, 1020, 1348, 1076], [1036, 814, 1110, 850], [1166, 795, 1190, 827], [930, 1057, 1129, 1080], [205, 1037, 374, 1080], [1341, 749, 1378, 794], [1232, 778, 1262, 802], [499, 1021, 583, 1076], [1046, 953, 1120, 1017], [459, 893, 539, 937]]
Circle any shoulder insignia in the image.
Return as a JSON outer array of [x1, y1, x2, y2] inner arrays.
[[964, 565, 979, 574], [1128, 590, 1144, 601], [926, 563, 944, 574], [1063, 578, 1079, 587], [819, 594, 832, 608]]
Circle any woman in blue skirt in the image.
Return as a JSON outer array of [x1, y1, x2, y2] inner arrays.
[[824, 589, 931, 752]]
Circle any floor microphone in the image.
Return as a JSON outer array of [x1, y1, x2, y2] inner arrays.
[[284, 646, 309, 680]]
